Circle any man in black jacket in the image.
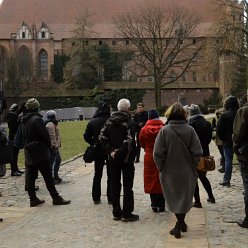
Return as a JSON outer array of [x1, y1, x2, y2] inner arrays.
[[217, 95, 239, 187], [6, 103, 24, 176], [133, 103, 148, 163], [99, 98, 139, 222], [84, 101, 112, 204], [22, 98, 71, 207]]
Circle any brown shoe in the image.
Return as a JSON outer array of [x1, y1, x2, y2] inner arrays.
[[53, 195, 71, 205]]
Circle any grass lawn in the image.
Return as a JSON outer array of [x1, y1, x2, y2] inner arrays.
[[7, 120, 88, 170]]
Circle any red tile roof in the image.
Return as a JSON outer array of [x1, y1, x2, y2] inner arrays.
[[0, 0, 218, 40]]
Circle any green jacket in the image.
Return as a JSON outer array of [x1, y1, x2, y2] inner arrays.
[[233, 104, 248, 162]]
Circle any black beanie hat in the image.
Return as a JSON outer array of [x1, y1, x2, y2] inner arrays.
[[148, 109, 159, 119]]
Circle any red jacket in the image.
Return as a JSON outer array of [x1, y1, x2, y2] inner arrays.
[[139, 119, 164, 194]]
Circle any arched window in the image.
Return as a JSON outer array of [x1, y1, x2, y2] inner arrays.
[[42, 31, 46, 38], [38, 49, 48, 80], [18, 46, 32, 80]]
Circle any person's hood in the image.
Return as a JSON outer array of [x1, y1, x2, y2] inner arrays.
[[21, 112, 42, 124], [45, 119, 58, 125], [93, 101, 111, 118], [224, 96, 239, 110], [108, 111, 131, 124], [144, 119, 164, 135]]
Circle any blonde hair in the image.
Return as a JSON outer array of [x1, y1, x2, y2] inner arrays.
[[165, 102, 187, 121]]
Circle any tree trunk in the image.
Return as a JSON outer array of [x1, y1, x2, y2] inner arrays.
[[154, 79, 161, 108]]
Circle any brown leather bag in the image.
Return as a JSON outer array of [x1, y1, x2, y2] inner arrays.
[[197, 156, 215, 172]]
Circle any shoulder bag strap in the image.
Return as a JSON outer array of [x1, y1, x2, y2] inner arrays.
[[169, 125, 192, 151]]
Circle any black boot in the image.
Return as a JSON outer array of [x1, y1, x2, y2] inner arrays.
[[178, 222, 187, 232], [170, 223, 181, 239], [30, 197, 45, 207], [237, 218, 248, 228], [53, 195, 71, 205]]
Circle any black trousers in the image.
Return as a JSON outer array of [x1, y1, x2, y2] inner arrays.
[[10, 145, 20, 173], [92, 157, 112, 202], [25, 159, 59, 200], [194, 170, 214, 203], [135, 131, 141, 161], [110, 161, 135, 218], [150, 194, 165, 208]]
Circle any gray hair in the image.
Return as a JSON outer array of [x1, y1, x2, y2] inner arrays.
[[117, 98, 130, 111]]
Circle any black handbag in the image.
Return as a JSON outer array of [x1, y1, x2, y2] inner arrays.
[[0, 142, 13, 164], [83, 146, 96, 163]]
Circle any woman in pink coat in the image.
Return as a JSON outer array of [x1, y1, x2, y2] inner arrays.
[[139, 109, 165, 212]]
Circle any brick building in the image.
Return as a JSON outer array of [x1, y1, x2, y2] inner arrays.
[[0, 0, 235, 108]]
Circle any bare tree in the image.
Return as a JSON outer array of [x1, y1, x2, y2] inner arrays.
[[209, 0, 247, 96], [65, 10, 100, 88], [115, 6, 202, 108]]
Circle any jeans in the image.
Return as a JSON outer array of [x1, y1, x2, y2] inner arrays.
[[110, 161, 135, 218], [240, 161, 248, 218], [50, 149, 61, 178], [92, 157, 112, 202], [217, 145, 225, 167], [25, 159, 59, 200], [223, 146, 233, 183]]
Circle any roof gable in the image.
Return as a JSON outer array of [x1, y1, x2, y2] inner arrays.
[[0, 0, 219, 39]]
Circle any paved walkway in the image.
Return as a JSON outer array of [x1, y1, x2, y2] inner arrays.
[[0, 142, 247, 248]]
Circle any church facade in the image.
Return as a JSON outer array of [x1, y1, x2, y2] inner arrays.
[[0, 0, 236, 107]]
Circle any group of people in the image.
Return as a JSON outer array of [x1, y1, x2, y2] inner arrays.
[[0, 98, 71, 222], [83, 99, 211, 237], [84, 95, 248, 238], [1, 94, 248, 237]]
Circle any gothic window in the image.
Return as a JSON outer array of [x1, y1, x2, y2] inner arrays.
[[38, 49, 48, 80], [18, 46, 32, 79], [42, 31, 46, 38], [22, 32, 26, 39]]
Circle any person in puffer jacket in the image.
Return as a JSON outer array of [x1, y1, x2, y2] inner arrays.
[[217, 95, 239, 187], [99, 98, 139, 222], [22, 98, 71, 207], [139, 109, 165, 213], [84, 101, 112, 204], [45, 110, 62, 184]]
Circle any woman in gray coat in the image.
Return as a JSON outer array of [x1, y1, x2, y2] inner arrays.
[[153, 103, 202, 239]]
